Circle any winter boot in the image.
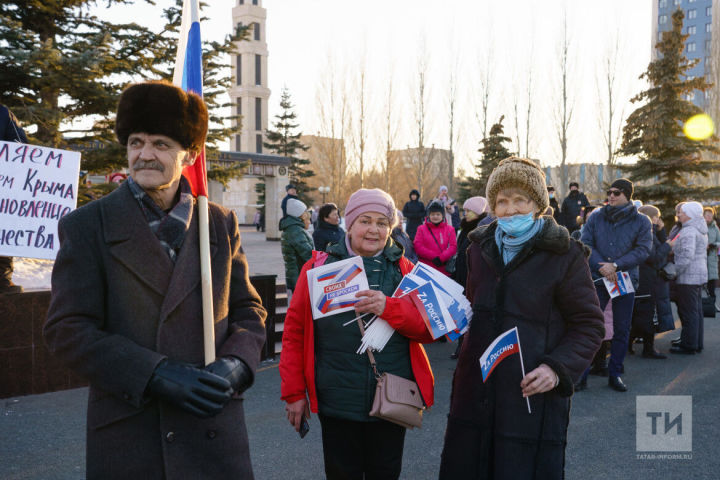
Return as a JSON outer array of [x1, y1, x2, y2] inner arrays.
[[641, 335, 667, 359], [590, 340, 610, 376], [0, 256, 23, 295]]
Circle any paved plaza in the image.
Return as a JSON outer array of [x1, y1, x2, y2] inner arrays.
[[3, 228, 720, 479], [240, 226, 286, 286]]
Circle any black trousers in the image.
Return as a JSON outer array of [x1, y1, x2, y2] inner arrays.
[[677, 284, 704, 350], [707, 279, 716, 299], [318, 414, 406, 480]]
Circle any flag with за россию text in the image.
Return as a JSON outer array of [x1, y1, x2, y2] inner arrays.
[[479, 327, 521, 382]]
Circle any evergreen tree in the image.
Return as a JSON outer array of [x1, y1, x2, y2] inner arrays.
[[463, 116, 512, 197], [0, 0, 247, 181], [618, 8, 719, 221], [263, 88, 314, 205]]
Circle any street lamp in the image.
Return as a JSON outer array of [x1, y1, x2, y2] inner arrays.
[[318, 186, 330, 204]]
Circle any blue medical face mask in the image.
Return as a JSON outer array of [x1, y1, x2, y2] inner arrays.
[[497, 212, 536, 237]]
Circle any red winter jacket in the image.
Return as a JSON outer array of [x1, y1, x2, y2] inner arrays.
[[279, 251, 435, 412], [413, 219, 458, 276]]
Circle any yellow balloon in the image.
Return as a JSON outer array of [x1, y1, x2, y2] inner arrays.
[[683, 113, 715, 141]]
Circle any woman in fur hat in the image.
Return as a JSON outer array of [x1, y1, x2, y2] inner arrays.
[[280, 188, 435, 480], [439, 157, 604, 479]]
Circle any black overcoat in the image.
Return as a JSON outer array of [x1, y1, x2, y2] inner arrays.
[[402, 196, 426, 240], [44, 183, 267, 479], [632, 225, 673, 335], [439, 217, 604, 480]]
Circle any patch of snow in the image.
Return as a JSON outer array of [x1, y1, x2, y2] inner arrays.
[[13, 257, 53, 291]]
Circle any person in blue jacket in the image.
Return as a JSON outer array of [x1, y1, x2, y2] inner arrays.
[[0, 104, 28, 295], [581, 178, 652, 392]]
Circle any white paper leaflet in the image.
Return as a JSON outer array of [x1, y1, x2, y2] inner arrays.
[[357, 262, 473, 353], [307, 256, 370, 320]]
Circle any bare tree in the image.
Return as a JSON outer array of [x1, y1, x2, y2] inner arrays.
[[447, 56, 459, 192], [597, 30, 625, 166], [525, 66, 534, 159], [554, 12, 574, 194], [410, 38, 434, 198], [474, 34, 494, 140], [352, 56, 369, 188], [512, 90, 521, 156], [313, 53, 350, 207], [382, 69, 400, 192]]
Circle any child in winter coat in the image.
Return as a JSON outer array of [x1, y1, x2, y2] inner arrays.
[[413, 201, 457, 276]]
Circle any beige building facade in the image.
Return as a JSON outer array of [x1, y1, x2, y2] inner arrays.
[[230, 0, 270, 153]]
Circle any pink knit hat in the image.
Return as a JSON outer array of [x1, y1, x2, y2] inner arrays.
[[344, 188, 397, 229], [462, 196, 489, 215]]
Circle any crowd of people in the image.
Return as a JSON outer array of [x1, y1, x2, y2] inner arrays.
[[4, 82, 709, 479], [275, 170, 718, 477]]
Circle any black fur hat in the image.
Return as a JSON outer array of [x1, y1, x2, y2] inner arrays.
[[427, 201, 445, 214], [115, 80, 208, 153]]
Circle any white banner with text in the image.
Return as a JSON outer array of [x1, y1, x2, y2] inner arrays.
[[0, 141, 81, 260]]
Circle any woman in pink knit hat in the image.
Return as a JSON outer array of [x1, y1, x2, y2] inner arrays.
[[280, 188, 435, 480]]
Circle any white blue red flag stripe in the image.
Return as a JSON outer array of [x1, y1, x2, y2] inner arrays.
[[173, 0, 207, 197], [479, 327, 520, 382], [317, 269, 343, 282]]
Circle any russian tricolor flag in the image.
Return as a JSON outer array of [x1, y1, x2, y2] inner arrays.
[[479, 327, 521, 382], [173, 0, 207, 197]]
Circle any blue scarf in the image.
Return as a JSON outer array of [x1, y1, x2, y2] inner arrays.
[[494, 217, 545, 265]]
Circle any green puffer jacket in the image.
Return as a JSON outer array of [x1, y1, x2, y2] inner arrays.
[[315, 236, 414, 422], [280, 216, 313, 290]]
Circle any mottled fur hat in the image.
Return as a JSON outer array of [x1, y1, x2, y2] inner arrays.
[[485, 156, 549, 215], [115, 80, 208, 154]]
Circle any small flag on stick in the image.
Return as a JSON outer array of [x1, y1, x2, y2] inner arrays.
[[479, 327, 532, 413]]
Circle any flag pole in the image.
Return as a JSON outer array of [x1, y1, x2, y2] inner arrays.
[[514, 327, 532, 414], [198, 192, 215, 365], [174, 0, 215, 365]]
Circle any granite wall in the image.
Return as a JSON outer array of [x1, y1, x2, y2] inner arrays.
[[0, 275, 277, 399]]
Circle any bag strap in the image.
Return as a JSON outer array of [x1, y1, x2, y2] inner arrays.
[[427, 226, 445, 251], [357, 319, 381, 378]]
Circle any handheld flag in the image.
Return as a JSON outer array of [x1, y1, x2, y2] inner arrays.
[[479, 327, 531, 413], [173, 0, 208, 197], [479, 327, 520, 382], [602, 271, 635, 299], [173, 0, 214, 365]]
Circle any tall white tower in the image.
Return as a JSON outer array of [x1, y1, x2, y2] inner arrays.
[[231, 0, 270, 153]]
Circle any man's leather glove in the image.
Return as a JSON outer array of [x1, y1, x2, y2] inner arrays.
[[432, 256, 443, 267], [205, 356, 253, 395], [146, 359, 232, 418]]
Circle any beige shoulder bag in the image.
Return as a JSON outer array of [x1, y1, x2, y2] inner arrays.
[[358, 319, 424, 429]]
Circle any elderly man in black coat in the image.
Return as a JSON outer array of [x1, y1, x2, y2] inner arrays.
[[439, 158, 603, 480], [44, 81, 266, 479]]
